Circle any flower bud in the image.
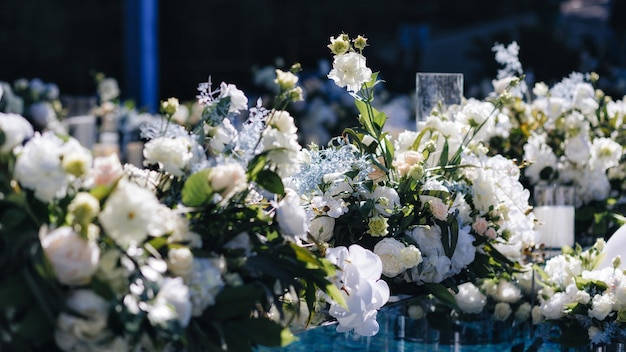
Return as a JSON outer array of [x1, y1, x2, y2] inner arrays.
[[353, 35, 368, 51], [68, 192, 101, 226], [327, 35, 350, 55], [161, 97, 180, 116], [275, 69, 299, 91]]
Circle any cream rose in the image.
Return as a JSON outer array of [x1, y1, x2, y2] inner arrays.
[[374, 238, 407, 277], [209, 163, 248, 200], [40, 226, 100, 286]]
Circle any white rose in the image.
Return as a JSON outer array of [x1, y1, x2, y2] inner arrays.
[[309, 216, 335, 242], [208, 119, 238, 153], [89, 153, 124, 187], [0, 113, 33, 153], [276, 189, 309, 241], [515, 302, 532, 322], [374, 238, 407, 277], [493, 302, 513, 321], [167, 247, 194, 277], [219, 82, 248, 112], [209, 163, 248, 200], [98, 180, 169, 247], [14, 131, 69, 202], [400, 245, 423, 269], [454, 282, 487, 314], [40, 226, 100, 286], [531, 305, 543, 325], [492, 280, 522, 303], [270, 110, 298, 134], [143, 136, 193, 177]]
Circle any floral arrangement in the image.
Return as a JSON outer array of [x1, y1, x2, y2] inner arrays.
[[0, 58, 392, 350], [532, 239, 626, 348], [10, 31, 625, 351], [480, 42, 626, 244], [287, 34, 539, 319]]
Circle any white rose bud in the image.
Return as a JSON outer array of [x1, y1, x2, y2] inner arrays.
[[67, 192, 100, 227], [40, 226, 100, 286], [167, 247, 194, 277], [493, 302, 512, 321]]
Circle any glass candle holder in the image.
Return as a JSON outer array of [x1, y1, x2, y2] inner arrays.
[[415, 72, 463, 122], [533, 184, 576, 250]]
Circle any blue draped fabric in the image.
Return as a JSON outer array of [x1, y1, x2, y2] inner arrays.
[[124, 0, 158, 113]]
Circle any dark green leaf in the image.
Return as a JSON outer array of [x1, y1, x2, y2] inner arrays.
[[230, 317, 297, 347], [254, 169, 284, 195], [15, 305, 55, 344], [206, 285, 264, 319], [424, 283, 458, 310], [0, 275, 33, 307]]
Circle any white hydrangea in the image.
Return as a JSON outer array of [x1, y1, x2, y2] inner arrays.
[[543, 254, 583, 289], [186, 258, 226, 316], [523, 133, 558, 184]]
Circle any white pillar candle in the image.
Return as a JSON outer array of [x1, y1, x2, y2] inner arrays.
[[64, 115, 97, 149], [533, 205, 575, 249]]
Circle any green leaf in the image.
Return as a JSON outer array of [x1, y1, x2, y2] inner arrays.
[[254, 169, 284, 195], [424, 283, 458, 310], [438, 139, 449, 166], [207, 285, 264, 319], [247, 154, 268, 179], [15, 304, 55, 344], [354, 99, 377, 137], [323, 281, 347, 309], [181, 169, 212, 207], [230, 317, 297, 347], [89, 184, 115, 201], [0, 275, 33, 307]]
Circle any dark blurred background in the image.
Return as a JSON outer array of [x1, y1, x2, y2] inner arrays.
[[1, 0, 625, 110]]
